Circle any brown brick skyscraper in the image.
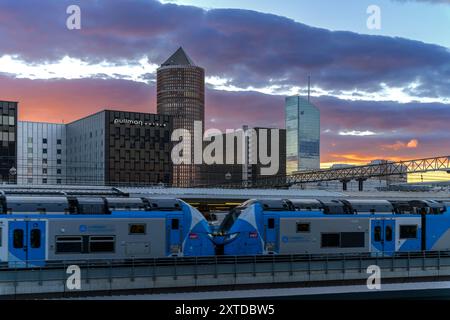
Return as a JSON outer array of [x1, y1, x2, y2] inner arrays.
[[157, 47, 205, 187]]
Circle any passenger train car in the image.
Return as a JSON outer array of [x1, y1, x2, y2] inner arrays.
[[220, 199, 449, 256], [2, 194, 450, 268], [0, 196, 215, 268]]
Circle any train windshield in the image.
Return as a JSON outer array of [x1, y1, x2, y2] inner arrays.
[[219, 201, 253, 233]]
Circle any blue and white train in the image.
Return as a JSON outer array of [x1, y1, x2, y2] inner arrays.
[[219, 199, 450, 256], [0, 196, 215, 268], [2, 195, 450, 268]]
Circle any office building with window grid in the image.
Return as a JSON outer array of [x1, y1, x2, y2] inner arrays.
[[0, 101, 17, 184], [157, 47, 205, 187], [17, 122, 66, 185], [11, 104, 173, 186], [66, 110, 173, 186], [285, 96, 320, 174]]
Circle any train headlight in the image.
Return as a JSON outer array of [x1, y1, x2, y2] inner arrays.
[[228, 233, 239, 241], [189, 233, 199, 240]]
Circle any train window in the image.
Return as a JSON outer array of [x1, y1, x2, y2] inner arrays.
[[55, 236, 83, 254], [89, 236, 115, 253], [341, 232, 365, 248], [267, 218, 275, 229], [13, 229, 24, 249], [30, 229, 41, 248], [374, 226, 381, 242], [171, 219, 179, 230], [296, 223, 310, 233], [129, 224, 146, 235], [385, 226, 393, 242], [400, 225, 418, 239], [321, 233, 340, 248]]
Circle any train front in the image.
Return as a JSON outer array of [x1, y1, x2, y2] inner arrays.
[[217, 200, 265, 256], [178, 200, 216, 257]]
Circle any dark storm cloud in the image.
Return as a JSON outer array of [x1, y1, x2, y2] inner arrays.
[[0, 0, 450, 98]]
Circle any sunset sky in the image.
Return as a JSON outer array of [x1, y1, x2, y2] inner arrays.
[[0, 0, 449, 180]]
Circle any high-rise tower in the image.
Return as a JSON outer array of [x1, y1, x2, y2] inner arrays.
[[157, 47, 205, 187], [285, 96, 320, 174]]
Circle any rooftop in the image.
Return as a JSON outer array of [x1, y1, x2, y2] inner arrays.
[[161, 47, 196, 66]]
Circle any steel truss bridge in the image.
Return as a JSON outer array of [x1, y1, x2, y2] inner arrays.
[[226, 155, 450, 190]]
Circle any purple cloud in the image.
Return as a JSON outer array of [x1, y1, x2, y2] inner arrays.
[[0, 0, 449, 99]]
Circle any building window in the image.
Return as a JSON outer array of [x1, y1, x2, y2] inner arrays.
[[42, 159, 47, 165], [27, 178, 33, 184], [57, 159, 62, 165], [57, 169, 61, 174], [57, 179, 62, 184], [42, 138, 47, 144], [42, 168, 47, 174], [42, 178, 47, 184], [57, 149, 62, 155], [57, 139, 62, 145], [43, 149, 47, 154], [27, 137, 33, 143], [27, 148, 33, 153]]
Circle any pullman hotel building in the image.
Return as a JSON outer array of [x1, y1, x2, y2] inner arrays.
[[0, 100, 173, 186], [66, 110, 173, 186]]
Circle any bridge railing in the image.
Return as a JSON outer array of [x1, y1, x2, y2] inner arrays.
[[0, 251, 449, 297]]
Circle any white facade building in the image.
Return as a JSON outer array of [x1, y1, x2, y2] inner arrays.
[[17, 121, 66, 185]]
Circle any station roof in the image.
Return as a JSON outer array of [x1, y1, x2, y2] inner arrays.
[[0, 184, 448, 201]]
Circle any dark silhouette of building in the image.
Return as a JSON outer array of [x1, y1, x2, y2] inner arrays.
[[157, 47, 205, 187], [0, 101, 17, 184], [196, 127, 286, 188], [248, 127, 286, 187]]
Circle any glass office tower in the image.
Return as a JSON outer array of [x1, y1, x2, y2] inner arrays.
[[285, 96, 320, 174]]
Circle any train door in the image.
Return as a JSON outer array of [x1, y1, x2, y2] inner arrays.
[[8, 220, 46, 268], [167, 215, 182, 256], [371, 219, 395, 255], [264, 215, 279, 254]]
